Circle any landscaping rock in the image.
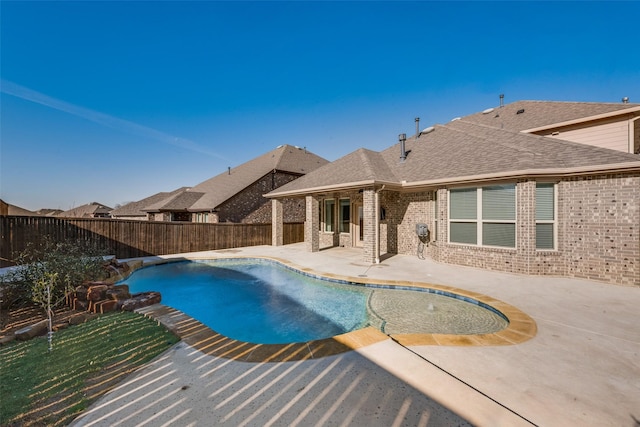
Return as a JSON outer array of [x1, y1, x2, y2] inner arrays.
[[106, 284, 131, 301], [121, 292, 162, 311], [15, 319, 49, 341], [87, 285, 109, 301], [68, 313, 90, 325], [94, 300, 118, 314], [74, 285, 88, 301], [73, 299, 89, 311], [0, 335, 16, 346]]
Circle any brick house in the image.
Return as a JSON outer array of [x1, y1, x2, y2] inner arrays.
[[57, 202, 113, 218], [110, 187, 190, 221], [267, 100, 640, 286], [144, 144, 328, 223]]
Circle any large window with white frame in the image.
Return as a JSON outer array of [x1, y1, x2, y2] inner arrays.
[[323, 199, 335, 232], [449, 184, 516, 248], [535, 183, 556, 250]]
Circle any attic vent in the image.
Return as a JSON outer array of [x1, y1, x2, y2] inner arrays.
[[482, 108, 494, 114], [421, 126, 435, 135], [516, 109, 525, 114]]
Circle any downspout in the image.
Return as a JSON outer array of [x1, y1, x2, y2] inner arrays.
[[374, 185, 385, 264]]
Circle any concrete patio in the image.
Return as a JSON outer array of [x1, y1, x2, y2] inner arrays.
[[70, 244, 640, 427]]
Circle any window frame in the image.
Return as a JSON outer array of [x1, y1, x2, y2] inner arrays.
[[448, 184, 517, 248], [535, 182, 557, 250], [339, 198, 351, 233], [323, 199, 335, 232]]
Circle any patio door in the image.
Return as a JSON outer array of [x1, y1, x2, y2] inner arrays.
[[353, 203, 364, 247]]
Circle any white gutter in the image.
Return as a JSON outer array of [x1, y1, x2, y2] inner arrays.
[[265, 180, 401, 198], [401, 161, 640, 190], [521, 106, 640, 134], [265, 161, 640, 198]]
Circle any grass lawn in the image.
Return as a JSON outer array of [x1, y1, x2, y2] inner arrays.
[[0, 311, 179, 426]]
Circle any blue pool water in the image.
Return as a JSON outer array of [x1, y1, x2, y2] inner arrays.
[[123, 259, 369, 344], [123, 258, 508, 344]]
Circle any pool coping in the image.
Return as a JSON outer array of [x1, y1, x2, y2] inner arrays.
[[127, 255, 537, 361]]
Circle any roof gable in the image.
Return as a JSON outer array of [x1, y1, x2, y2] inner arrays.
[[269, 148, 397, 195], [111, 187, 190, 216], [187, 145, 328, 211], [58, 202, 113, 218]]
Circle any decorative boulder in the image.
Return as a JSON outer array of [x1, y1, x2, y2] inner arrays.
[[15, 320, 49, 341], [106, 284, 131, 301], [120, 292, 162, 311], [87, 285, 109, 301]]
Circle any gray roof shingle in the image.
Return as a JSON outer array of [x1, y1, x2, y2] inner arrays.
[[267, 101, 640, 197], [58, 202, 113, 218], [111, 187, 190, 216], [186, 144, 328, 211], [461, 100, 640, 132]]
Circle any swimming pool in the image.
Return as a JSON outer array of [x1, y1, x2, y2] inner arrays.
[[123, 258, 508, 344]]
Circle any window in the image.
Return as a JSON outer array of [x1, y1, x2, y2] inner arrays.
[[536, 183, 556, 250], [339, 199, 350, 233], [324, 199, 335, 232], [449, 184, 516, 248]]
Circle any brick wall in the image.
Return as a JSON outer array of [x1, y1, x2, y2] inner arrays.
[[215, 172, 305, 223], [558, 174, 639, 285], [390, 175, 639, 286]]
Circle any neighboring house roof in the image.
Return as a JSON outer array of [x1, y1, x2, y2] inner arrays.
[[267, 101, 640, 197], [146, 144, 328, 212], [36, 208, 63, 216], [111, 187, 190, 216], [461, 100, 640, 133], [146, 191, 205, 212], [0, 200, 40, 216], [58, 202, 113, 218]]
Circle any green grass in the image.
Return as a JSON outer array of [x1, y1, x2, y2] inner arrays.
[[0, 311, 179, 426]]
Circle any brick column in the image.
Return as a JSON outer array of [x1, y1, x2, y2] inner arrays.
[[305, 195, 320, 252], [271, 199, 283, 246], [517, 180, 536, 274], [362, 188, 377, 263]]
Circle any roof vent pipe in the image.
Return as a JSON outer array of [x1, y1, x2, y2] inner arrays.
[[415, 117, 420, 136], [228, 166, 231, 175], [399, 133, 407, 162], [499, 94, 504, 108], [622, 97, 629, 103]]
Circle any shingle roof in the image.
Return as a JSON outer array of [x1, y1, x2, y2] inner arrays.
[[267, 101, 640, 197], [111, 187, 189, 216], [461, 100, 640, 132], [187, 144, 328, 211], [58, 202, 113, 218], [142, 145, 328, 212], [1, 200, 40, 216], [275, 148, 397, 192]]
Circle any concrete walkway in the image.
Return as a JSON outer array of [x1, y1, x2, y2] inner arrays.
[[71, 244, 640, 427]]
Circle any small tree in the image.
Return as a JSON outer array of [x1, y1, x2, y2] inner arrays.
[[1, 238, 108, 350], [32, 272, 58, 352]]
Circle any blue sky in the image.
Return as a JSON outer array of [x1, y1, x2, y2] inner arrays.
[[1, 1, 639, 211]]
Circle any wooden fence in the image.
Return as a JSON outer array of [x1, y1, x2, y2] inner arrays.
[[0, 216, 304, 267]]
